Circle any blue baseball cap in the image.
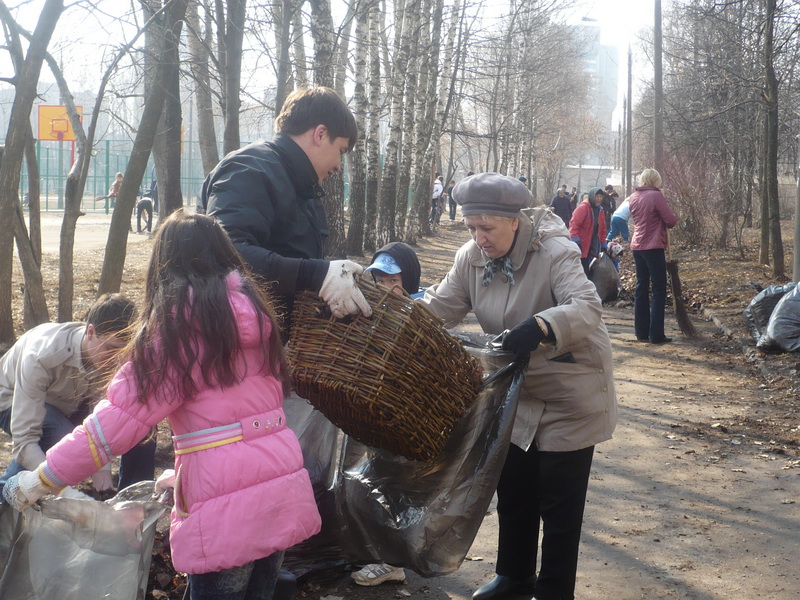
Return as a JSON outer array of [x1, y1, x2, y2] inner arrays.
[[365, 252, 401, 275]]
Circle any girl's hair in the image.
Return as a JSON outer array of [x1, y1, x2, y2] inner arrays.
[[128, 211, 289, 403]]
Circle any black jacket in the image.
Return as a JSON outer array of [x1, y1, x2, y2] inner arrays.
[[549, 193, 573, 226], [201, 134, 330, 306]]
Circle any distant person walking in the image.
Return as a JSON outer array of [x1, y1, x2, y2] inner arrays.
[[107, 172, 123, 208], [569, 188, 608, 276], [429, 175, 444, 227], [628, 168, 678, 345], [446, 179, 457, 221], [602, 185, 617, 230], [549, 189, 573, 226], [136, 197, 153, 233]]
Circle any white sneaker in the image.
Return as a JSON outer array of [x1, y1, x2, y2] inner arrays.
[[351, 563, 406, 586]]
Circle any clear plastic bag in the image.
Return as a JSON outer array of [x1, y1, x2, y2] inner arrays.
[[283, 333, 524, 577], [0, 481, 166, 600]]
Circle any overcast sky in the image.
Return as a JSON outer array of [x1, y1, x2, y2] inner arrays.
[[3, 0, 657, 126]]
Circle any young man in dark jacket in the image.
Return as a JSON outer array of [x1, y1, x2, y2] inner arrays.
[[201, 87, 371, 324]]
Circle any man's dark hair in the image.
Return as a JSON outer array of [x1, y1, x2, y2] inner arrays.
[[86, 294, 137, 337], [275, 87, 358, 150]]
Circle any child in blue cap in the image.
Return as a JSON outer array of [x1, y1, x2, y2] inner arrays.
[[364, 242, 423, 299]]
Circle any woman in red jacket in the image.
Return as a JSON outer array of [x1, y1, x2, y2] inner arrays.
[[628, 168, 678, 344], [568, 188, 608, 275]]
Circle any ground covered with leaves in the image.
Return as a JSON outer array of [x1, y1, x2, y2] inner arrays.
[[5, 214, 799, 599]]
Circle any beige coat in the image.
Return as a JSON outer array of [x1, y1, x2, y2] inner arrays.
[[421, 208, 617, 452]]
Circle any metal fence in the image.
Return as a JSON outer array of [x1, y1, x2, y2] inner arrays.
[[19, 139, 208, 213]]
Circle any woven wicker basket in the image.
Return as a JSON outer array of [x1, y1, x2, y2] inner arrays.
[[287, 278, 483, 461]]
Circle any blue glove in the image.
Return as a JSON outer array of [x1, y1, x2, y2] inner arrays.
[[601, 243, 608, 252], [501, 317, 547, 363]]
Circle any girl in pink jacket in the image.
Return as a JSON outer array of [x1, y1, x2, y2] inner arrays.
[[4, 211, 321, 600]]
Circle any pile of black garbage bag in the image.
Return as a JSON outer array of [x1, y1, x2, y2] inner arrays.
[[743, 283, 800, 352], [283, 333, 524, 579]]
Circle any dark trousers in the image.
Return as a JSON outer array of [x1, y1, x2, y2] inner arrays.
[[495, 443, 595, 600], [633, 248, 668, 341], [188, 551, 284, 600], [429, 198, 440, 225], [448, 197, 457, 220], [137, 199, 153, 232]]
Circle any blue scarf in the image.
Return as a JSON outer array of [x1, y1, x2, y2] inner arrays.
[[482, 256, 515, 287]]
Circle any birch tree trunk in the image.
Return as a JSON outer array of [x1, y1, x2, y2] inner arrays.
[[376, 0, 409, 246], [292, 3, 308, 88], [363, 0, 382, 252], [309, 0, 346, 257], [405, 0, 444, 244], [395, 0, 422, 237], [345, 1, 369, 255], [272, 0, 292, 115]]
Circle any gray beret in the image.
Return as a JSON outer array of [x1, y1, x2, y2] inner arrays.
[[453, 172, 532, 217]]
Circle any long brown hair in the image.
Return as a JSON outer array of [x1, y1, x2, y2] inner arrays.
[[128, 211, 289, 403]]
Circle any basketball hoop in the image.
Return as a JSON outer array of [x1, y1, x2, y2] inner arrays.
[[51, 118, 69, 141]]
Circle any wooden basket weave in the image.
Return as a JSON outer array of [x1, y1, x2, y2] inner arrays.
[[287, 278, 483, 461]]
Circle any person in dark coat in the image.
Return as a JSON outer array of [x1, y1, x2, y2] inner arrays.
[[201, 87, 371, 326], [549, 189, 572, 226]]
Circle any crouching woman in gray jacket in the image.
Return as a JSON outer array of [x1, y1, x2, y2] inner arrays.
[[420, 173, 617, 600]]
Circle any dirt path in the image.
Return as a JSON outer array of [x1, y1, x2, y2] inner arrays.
[[6, 215, 799, 599]]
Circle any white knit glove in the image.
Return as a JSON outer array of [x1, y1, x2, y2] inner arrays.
[[91, 464, 114, 492], [3, 470, 51, 511], [318, 260, 372, 319], [154, 469, 176, 495]]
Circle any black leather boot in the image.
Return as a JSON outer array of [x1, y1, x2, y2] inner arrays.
[[471, 575, 537, 600]]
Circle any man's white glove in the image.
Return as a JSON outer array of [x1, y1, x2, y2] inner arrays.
[[318, 260, 373, 319], [3, 470, 51, 511], [91, 464, 114, 492]]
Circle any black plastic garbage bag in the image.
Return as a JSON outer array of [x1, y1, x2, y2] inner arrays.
[[282, 394, 348, 578], [0, 481, 165, 600], [757, 285, 800, 352], [283, 333, 523, 578], [589, 253, 619, 303], [743, 283, 797, 341]]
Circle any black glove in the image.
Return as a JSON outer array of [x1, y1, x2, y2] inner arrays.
[[501, 317, 547, 363]]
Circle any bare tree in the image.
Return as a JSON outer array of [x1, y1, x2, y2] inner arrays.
[[376, 0, 409, 246], [187, 0, 220, 174], [762, 0, 784, 276], [345, 0, 370, 255], [0, 0, 64, 343], [98, 0, 190, 295], [145, 0, 185, 220], [363, 0, 382, 253]]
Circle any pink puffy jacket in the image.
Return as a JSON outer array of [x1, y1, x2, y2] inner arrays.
[[42, 272, 321, 574]]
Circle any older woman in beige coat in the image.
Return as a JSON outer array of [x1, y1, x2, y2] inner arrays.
[[421, 173, 616, 600]]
